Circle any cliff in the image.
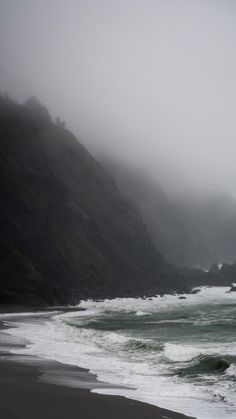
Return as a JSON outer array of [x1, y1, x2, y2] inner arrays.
[[0, 97, 232, 305], [101, 160, 213, 268], [0, 96, 173, 305]]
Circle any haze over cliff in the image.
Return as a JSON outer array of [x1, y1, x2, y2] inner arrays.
[[1, 96, 235, 305], [0, 96, 169, 304], [0, 0, 235, 199], [0, 1, 235, 304], [102, 159, 236, 269]]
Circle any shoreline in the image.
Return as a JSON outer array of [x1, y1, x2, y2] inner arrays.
[[0, 309, 193, 419], [0, 358, 193, 419]]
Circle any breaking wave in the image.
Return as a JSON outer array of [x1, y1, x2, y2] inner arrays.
[[2, 286, 236, 419]]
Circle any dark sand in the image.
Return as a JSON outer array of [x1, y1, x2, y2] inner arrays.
[[0, 309, 193, 419], [0, 360, 193, 419]]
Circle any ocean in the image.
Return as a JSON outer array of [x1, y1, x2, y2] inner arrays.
[[2, 286, 236, 419]]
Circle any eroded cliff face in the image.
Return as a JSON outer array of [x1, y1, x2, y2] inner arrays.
[[100, 161, 209, 268], [0, 97, 174, 305], [0, 97, 232, 306], [102, 160, 236, 271]]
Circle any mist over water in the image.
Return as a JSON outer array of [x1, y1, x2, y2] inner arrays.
[[0, 0, 236, 197]]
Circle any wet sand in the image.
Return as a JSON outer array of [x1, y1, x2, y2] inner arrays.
[[0, 359, 193, 419], [0, 308, 193, 419]]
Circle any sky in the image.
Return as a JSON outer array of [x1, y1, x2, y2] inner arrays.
[[0, 0, 235, 196]]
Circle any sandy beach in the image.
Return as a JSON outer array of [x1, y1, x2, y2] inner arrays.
[[0, 311, 193, 419], [0, 359, 192, 419]]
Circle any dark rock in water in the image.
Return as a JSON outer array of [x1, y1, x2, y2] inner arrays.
[[228, 284, 236, 292], [209, 263, 221, 274], [190, 288, 201, 294], [178, 296, 186, 299]]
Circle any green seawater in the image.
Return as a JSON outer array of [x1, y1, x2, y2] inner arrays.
[[62, 287, 236, 418]]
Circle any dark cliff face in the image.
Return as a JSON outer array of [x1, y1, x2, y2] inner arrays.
[[100, 161, 214, 269], [102, 161, 236, 271], [0, 96, 176, 305], [0, 97, 232, 306]]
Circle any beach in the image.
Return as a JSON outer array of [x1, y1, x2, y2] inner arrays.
[[0, 310, 192, 419], [0, 359, 191, 419], [1, 289, 235, 418]]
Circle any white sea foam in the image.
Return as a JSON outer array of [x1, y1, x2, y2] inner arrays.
[[77, 286, 236, 315], [0, 311, 59, 319], [225, 364, 236, 378], [135, 311, 151, 316], [163, 343, 207, 362], [2, 287, 236, 419]]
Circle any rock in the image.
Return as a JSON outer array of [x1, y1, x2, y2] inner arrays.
[[190, 288, 201, 294], [209, 263, 221, 274], [228, 284, 236, 292]]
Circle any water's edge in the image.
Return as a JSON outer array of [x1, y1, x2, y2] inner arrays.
[[1, 287, 235, 419]]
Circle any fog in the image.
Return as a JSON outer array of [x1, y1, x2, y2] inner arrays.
[[0, 0, 235, 197]]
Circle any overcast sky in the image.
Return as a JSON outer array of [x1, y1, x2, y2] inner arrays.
[[0, 0, 235, 196]]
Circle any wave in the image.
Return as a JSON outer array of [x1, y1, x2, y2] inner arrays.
[[135, 311, 151, 316], [146, 319, 194, 324], [77, 286, 236, 316], [163, 343, 202, 362], [0, 311, 59, 319], [177, 355, 230, 376], [63, 320, 161, 354], [124, 338, 162, 352], [225, 364, 236, 379], [2, 308, 236, 419]]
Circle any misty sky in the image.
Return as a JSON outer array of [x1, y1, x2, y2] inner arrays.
[[0, 0, 235, 196]]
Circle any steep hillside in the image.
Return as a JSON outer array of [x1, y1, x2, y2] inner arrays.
[[0, 96, 177, 305], [102, 161, 213, 268], [0, 96, 232, 305], [180, 195, 236, 267]]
